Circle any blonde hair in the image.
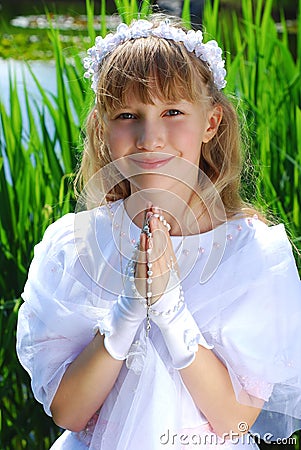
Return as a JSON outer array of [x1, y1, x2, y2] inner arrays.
[[75, 14, 265, 221]]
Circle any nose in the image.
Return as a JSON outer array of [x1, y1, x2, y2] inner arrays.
[[136, 120, 165, 151]]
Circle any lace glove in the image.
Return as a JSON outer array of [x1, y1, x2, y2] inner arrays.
[[95, 271, 146, 361], [149, 270, 213, 370]]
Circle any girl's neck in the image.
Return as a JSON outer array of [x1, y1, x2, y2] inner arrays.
[[123, 189, 222, 236]]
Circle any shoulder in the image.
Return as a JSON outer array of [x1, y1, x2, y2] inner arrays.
[[23, 202, 123, 305], [206, 216, 300, 291], [39, 201, 121, 256], [40, 213, 75, 250], [252, 218, 291, 251], [226, 216, 295, 265], [225, 218, 301, 300], [246, 219, 296, 273]]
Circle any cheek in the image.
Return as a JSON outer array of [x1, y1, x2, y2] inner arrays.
[[104, 127, 125, 160], [174, 128, 203, 163]]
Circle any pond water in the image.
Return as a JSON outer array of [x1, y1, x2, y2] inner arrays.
[[0, 59, 57, 123], [0, 59, 57, 181]]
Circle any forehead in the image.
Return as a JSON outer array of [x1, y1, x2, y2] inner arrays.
[[104, 74, 209, 114], [118, 92, 208, 110]]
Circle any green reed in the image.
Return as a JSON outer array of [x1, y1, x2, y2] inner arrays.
[[0, 0, 300, 448], [204, 0, 300, 250]]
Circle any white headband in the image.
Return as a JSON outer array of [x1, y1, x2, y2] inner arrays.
[[83, 19, 227, 93]]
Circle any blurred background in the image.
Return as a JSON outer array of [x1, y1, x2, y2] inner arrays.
[[0, 0, 298, 60]]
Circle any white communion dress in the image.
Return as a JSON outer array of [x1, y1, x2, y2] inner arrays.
[[17, 200, 301, 449]]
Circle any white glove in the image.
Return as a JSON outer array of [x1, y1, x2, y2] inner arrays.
[[150, 270, 213, 369], [96, 261, 146, 361]]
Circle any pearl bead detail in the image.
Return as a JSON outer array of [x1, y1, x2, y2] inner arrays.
[[148, 286, 184, 318]]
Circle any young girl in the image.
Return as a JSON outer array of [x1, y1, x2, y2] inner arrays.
[[17, 14, 301, 450]]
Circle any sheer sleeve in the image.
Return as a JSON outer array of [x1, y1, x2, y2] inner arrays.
[[194, 223, 301, 438], [16, 212, 111, 415]]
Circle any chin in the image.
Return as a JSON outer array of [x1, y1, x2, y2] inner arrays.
[[130, 173, 180, 193]]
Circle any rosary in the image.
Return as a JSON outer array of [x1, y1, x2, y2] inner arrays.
[[124, 208, 184, 337], [141, 210, 172, 336]]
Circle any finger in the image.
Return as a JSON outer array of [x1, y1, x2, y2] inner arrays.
[[148, 214, 173, 293], [135, 232, 147, 281], [147, 215, 167, 264], [150, 209, 180, 276], [149, 209, 175, 260], [144, 208, 182, 303]]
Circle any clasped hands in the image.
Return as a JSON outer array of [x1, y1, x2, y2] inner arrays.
[[134, 206, 179, 305], [98, 206, 212, 370]]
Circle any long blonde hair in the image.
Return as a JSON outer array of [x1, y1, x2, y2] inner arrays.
[[75, 14, 265, 221]]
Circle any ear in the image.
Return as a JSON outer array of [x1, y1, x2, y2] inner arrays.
[[202, 105, 223, 143]]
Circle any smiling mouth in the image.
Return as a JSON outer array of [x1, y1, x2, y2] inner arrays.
[[129, 155, 175, 169]]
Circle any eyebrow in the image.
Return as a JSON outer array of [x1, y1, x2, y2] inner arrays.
[[118, 100, 189, 108]]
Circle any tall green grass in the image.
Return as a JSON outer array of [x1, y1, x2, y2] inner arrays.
[[204, 0, 301, 248], [0, 0, 300, 448]]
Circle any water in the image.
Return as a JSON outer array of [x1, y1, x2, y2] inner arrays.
[[0, 59, 57, 182], [0, 59, 57, 129]]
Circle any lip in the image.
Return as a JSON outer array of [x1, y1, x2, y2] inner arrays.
[[129, 155, 175, 169]]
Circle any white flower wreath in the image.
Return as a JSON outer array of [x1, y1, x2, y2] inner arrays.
[[83, 19, 227, 92]]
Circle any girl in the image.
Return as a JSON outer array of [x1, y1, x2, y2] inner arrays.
[[17, 14, 301, 450]]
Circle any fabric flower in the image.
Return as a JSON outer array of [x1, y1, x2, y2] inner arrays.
[[83, 19, 227, 92], [94, 314, 113, 337], [184, 329, 202, 352]]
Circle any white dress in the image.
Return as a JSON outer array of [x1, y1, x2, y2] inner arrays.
[[16, 200, 301, 449]]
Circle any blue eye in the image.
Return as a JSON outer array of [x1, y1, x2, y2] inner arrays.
[[165, 109, 183, 116], [118, 113, 136, 120]]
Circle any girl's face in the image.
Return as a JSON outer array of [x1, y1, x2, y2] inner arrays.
[[103, 93, 222, 194]]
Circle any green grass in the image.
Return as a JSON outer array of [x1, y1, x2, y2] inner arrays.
[[0, 0, 300, 447], [204, 0, 300, 257]]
